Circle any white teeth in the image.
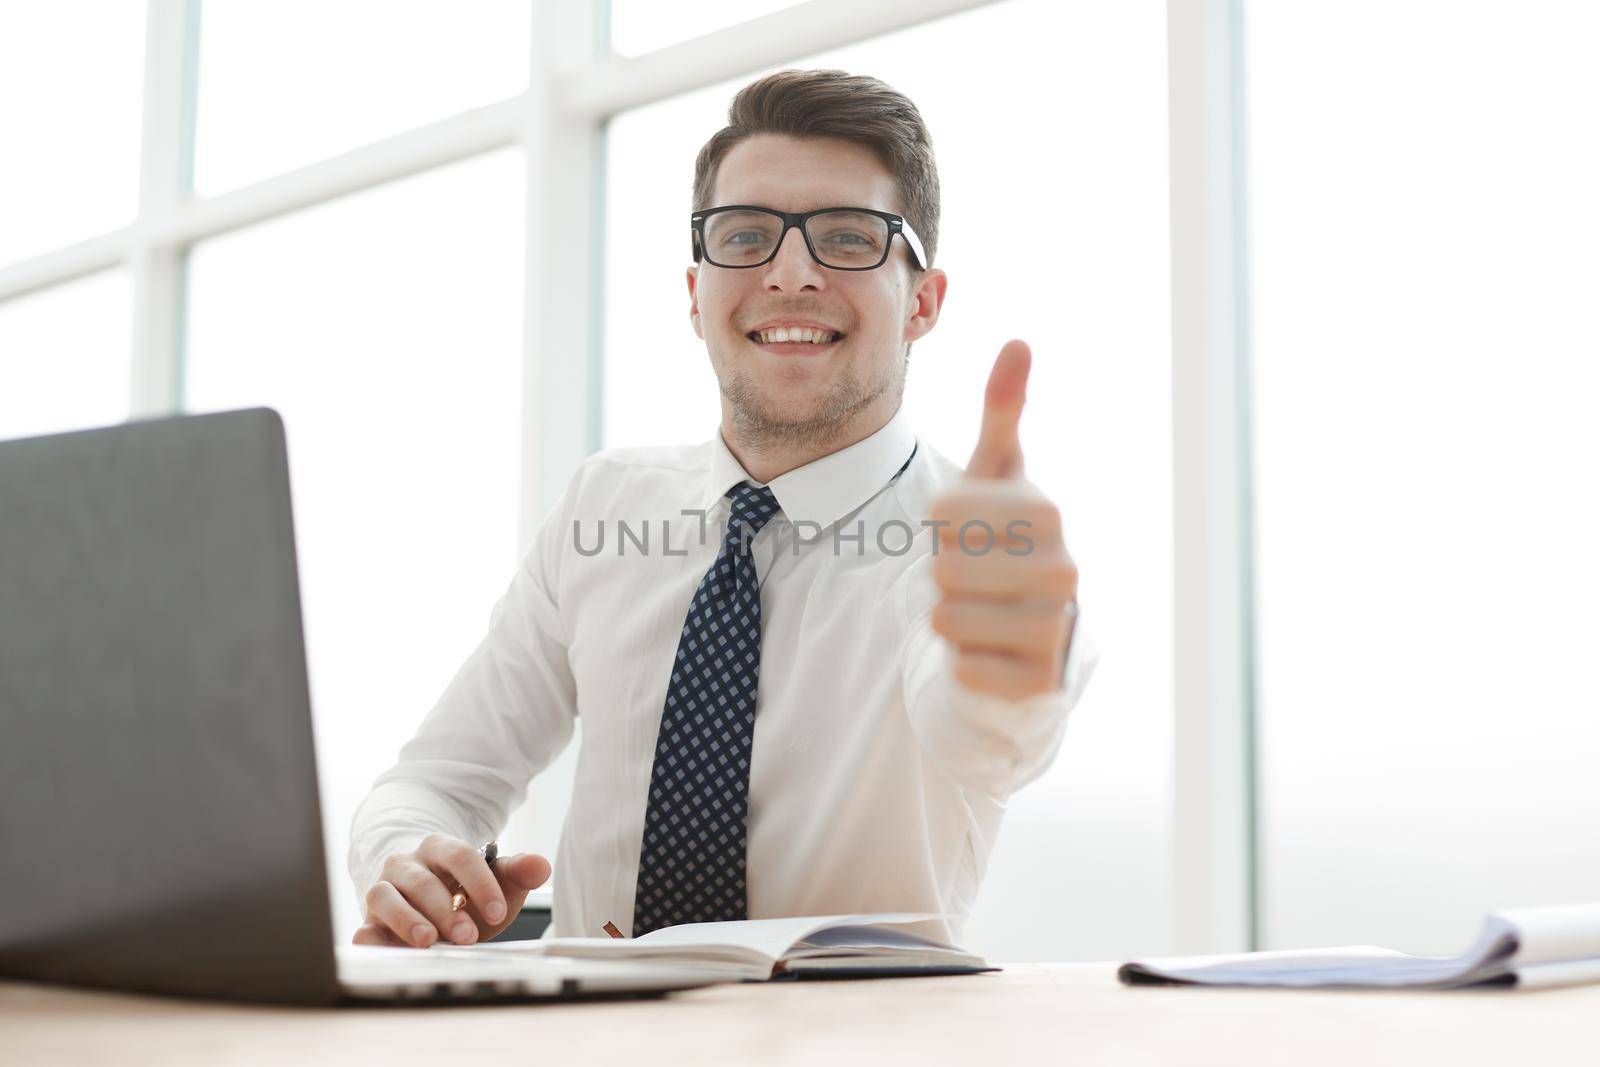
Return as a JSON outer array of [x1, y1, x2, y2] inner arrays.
[[753, 327, 838, 344]]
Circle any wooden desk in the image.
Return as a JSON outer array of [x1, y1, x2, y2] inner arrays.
[[2, 963, 1595, 1066]]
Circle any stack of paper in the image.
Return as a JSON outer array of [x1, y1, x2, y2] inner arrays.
[[1119, 902, 1600, 990]]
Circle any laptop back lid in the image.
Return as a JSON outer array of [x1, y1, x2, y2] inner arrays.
[[0, 408, 340, 1004]]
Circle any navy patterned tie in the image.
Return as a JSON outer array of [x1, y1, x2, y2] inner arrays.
[[632, 482, 782, 935]]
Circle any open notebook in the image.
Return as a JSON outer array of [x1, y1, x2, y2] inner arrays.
[[431, 914, 994, 982], [1120, 902, 1600, 990]]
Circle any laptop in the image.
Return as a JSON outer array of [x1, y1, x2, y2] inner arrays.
[[0, 408, 719, 1005]]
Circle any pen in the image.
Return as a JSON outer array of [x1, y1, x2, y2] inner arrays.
[[449, 840, 499, 913]]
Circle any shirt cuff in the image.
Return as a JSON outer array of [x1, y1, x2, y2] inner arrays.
[[346, 781, 483, 914], [903, 609, 1098, 800]]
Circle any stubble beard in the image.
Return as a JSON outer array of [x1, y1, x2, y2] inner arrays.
[[722, 345, 907, 455]]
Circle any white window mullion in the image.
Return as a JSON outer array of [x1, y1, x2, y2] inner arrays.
[[519, 0, 609, 532], [502, 0, 608, 880], [1167, 0, 1258, 954], [130, 0, 199, 417]]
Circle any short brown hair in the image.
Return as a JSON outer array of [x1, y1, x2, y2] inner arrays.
[[691, 68, 941, 270]]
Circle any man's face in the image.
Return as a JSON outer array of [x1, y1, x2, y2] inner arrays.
[[687, 133, 945, 448]]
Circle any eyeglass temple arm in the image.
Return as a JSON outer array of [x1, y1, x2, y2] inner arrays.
[[896, 220, 928, 271]]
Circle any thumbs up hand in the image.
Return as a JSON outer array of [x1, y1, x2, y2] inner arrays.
[[927, 341, 1079, 701]]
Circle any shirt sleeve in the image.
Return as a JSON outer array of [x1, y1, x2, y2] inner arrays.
[[899, 552, 1098, 801], [346, 476, 581, 910]]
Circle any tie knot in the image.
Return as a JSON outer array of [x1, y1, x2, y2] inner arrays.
[[725, 483, 780, 549]]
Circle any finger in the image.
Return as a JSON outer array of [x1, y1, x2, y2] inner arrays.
[[952, 648, 1060, 702], [421, 836, 508, 929], [931, 598, 1070, 656], [965, 340, 1031, 480], [462, 854, 554, 938], [385, 856, 477, 946], [352, 920, 408, 947], [360, 880, 437, 948], [496, 852, 553, 894], [931, 546, 1078, 602], [929, 488, 1060, 551]]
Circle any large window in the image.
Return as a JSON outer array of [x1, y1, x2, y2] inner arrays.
[[1247, 1, 1600, 952], [185, 149, 527, 937], [603, 0, 1172, 962], [21, 0, 1589, 961]]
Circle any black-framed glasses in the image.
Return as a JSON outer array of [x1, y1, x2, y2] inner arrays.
[[690, 205, 928, 272]]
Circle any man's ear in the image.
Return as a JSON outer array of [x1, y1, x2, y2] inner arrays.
[[686, 265, 703, 339], [903, 267, 948, 344]]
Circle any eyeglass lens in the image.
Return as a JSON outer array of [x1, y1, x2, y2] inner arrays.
[[702, 210, 889, 268]]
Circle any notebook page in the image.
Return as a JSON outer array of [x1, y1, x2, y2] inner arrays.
[[798, 924, 960, 951], [634, 913, 939, 960], [1498, 902, 1600, 965]]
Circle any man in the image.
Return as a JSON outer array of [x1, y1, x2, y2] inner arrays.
[[349, 69, 1094, 949]]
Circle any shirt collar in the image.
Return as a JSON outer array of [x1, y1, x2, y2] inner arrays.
[[703, 404, 918, 530]]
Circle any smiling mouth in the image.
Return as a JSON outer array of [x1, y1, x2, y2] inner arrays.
[[746, 331, 845, 355]]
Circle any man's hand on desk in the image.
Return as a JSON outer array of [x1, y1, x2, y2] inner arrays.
[[929, 340, 1079, 702], [352, 833, 552, 949]]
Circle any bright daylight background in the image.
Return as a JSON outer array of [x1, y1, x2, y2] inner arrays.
[[1, 0, 1594, 960], [1247, 0, 1600, 952]]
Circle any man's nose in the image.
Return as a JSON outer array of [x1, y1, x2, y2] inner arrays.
[[761, 224, 825, 290]]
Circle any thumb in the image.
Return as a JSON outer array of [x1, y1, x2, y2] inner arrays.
[[496, 852, 553, 894], [966, 339, 1031, 480], [473, 853, 552, 937]]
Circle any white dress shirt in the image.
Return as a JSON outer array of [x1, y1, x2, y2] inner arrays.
[[348, 402, 1096, 944]]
